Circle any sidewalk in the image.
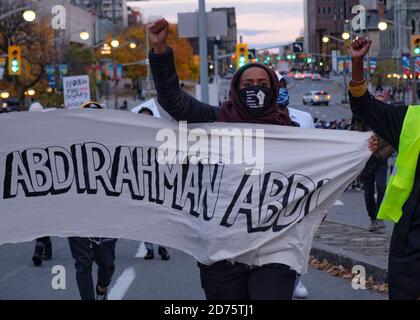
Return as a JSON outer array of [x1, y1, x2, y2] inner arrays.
[[311, 221, 390, 283]]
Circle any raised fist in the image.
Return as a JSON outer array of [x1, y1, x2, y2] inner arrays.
[[351, 36, 372, 60], [148, 18, 169, 53]]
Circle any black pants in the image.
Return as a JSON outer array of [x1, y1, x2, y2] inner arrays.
[[145, 242, 166, 252], [362, 163, 387, 221], [198, 261, 296, 300], [68, 237, 117, 300]]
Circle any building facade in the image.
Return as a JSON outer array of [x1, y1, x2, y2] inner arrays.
[[379, 0, 420, 72], [70, 0, 128, 27], [304, 0, 360, 55]]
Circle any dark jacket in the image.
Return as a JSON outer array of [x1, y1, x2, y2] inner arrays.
[[149, 47, 219, 123], [350, 90, 420, 300]]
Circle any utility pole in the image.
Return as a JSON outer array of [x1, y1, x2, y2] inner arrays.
[[199, 0, 209, 103], [214, 36, 220, 84], [113, 48, 118, 109]]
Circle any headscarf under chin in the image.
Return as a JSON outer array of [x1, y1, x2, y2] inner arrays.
[[217, 63, 292, 126]]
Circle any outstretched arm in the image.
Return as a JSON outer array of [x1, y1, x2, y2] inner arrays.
[[148, 19, 219, 123], [349, 37, 407, 150]]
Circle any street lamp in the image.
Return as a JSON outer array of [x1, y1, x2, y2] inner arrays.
[[111, 40, 120, 48], [27, 89, 35, 96], [79, 31, 90, 41], [22, 10, 36, 22], [322, 36, 330, 44], [129, 42, 137, 49], [378, 21, 388, 31], [1, 92, 10, 99], [342, 32, 351, 40]]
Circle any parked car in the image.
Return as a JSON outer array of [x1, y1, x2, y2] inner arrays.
[[311, 73, 322, 81], [302, 91, 331, 106], [294, 73, 305, 80], [303, 72, 313, 79]]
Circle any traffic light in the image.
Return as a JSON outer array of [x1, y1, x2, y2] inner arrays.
[[236, 43, 248, 69], [8, 46, 21, 76], [411, 35, 420, 56]]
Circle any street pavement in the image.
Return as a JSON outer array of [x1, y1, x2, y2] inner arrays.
[[288, 77, 353, 122], [0, 79, 389, 300], [0, 233, 385, 300]]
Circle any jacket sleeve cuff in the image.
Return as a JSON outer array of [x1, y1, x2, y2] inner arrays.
[[349, 81, 367, 97]]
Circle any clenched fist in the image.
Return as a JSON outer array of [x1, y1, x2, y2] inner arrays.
[[148, 18, 169, 54], [351, 36, 372, 60]]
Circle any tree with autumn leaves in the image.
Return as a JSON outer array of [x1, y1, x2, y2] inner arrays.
[[0, 0, 57, 109], [107, 23, 199, 81]]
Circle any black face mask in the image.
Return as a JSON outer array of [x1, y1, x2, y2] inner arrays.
[[239, 86, 273, 117]]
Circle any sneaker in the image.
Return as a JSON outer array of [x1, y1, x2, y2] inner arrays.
[[376, 220, 386, 229], [96, 285, 108, 300], [96, 291, 108, 301], [293, 279, 309, 299], [144, 249, 154, 260], [42, 241, 52, 260], [369, 220, 381, 232], [158, 247, 170, 261], [32, 243, 44, 266]]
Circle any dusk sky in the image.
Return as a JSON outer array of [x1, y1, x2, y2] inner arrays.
[[127, 0, 304, 49]]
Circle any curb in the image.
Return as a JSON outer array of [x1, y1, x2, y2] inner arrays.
[[310, 242, 388, 283]]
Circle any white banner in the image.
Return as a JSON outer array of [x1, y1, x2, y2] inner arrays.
[[63, 75, 91, 109], [0, 110, 371, 274]]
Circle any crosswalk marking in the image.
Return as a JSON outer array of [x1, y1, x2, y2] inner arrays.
[[108, 267, 136, 300]]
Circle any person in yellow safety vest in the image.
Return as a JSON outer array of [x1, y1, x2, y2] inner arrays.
[[349, 36, 420, 300]]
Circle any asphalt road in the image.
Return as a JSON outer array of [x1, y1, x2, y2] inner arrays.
[[288, 77, 353, 123], [0, 227, 385, 300]]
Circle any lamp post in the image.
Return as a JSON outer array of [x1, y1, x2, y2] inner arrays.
[[322, 34, 351, 103], [0, 7, 36, 22], [378, 19, 415, 104], [108, 40, 138, 109]]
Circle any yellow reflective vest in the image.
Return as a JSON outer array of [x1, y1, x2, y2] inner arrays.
[[378, 106, 420, 223]]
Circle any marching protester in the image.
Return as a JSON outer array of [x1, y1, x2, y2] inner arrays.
[[67, 101, 118, 301], [360, 95, 395, 232], [147, 18, 297, 300], [138, 107, 170, 261], [350, 36, 420, 300], [28, 102, 53, 266]]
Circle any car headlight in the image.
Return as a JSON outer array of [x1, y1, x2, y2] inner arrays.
[[314, 95, 319, 100], [327, 95, 331, 100]]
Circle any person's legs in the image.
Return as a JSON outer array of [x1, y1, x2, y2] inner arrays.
[[362, 169, 376, 221], [93, 239, 117, 297], [32, 236, 51, 266], [248, 264, 296, 300], [375, 163, 388, 211], [158, 246, 170, 260], [68, 237, 95, 300], [144, 242, 154, 259], [374, 163, 388, 228], [198, 261, 250, 300]]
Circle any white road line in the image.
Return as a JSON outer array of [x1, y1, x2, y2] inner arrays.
[[108, 267, 136, 300], [334, 200, 344, 206], [135, 241, 147, 258], [322, 114, 327, 118], [315, 111, 320, 114]]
